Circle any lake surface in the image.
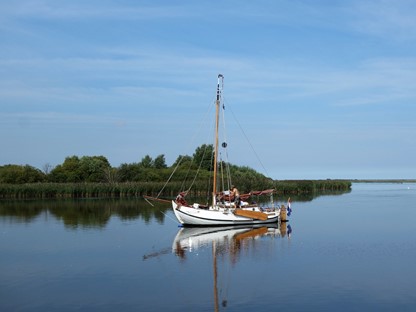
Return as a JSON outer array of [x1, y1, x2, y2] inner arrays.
[[1, 183, 415, 311]]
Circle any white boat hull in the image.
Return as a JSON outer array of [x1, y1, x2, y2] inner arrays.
[[172, 201, 280, 226]]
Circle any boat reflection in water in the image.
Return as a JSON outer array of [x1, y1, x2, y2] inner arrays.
[[172, 223, 292, 260], [172, 223, 292, 311]]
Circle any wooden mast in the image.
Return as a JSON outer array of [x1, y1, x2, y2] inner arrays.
[[212, 74, 223, 207]]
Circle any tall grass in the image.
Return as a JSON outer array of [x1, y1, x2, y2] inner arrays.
[[275, 180, 352, 194], [0, 180, 351, 200]]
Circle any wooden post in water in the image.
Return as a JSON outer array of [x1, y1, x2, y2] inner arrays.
[[280, 204, 287, 222], [280, 220, 287, 237]]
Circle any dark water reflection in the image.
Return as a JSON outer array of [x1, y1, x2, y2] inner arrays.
[[0, 189, 348, 228], [1, 184, 415, 311], [0, 199, 168, 228]]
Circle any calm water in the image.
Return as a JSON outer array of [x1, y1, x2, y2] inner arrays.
[[1, 183, 415, 311]]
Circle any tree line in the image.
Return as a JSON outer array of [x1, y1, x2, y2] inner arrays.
[[0, 144, 272, 187], [0, 144, 351, 199]]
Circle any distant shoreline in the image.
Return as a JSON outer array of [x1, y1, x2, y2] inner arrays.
[[347, 179, 416, 183]]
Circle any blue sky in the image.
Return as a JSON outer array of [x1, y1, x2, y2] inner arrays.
[[1, 0, 415, 180]]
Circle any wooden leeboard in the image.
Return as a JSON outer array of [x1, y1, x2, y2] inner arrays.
[[234, 209, 268, 221]]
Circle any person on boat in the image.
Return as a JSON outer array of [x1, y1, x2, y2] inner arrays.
[[230, 185, 240, 208], [175, 191, 188, 207]]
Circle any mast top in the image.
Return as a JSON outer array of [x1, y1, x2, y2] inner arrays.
[[216, 74, 223, 102]]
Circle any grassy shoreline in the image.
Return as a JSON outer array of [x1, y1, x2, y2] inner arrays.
[[2, 179, 414, 200], [0, 180, 353, 200]]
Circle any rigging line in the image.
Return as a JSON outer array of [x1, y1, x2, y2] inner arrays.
[[181, 112, 215, 193], [181, 99, 216, 193], [221, 102, 233, 190], [157, 160, 181, 198], [160, 210, 180, 225], [185, 116, 216, 198], [217, 89, 232, 193], [224, 97, 271, 178], [219, 153, 225, 193], [208, 141, 214, 203], [157, 99, 215, 198], [205, 104, 219, 202], [187, 145, 207, 193], [179, 156, 194, 192], [220, 96, 231, 190], [144, 197, 154, 207]]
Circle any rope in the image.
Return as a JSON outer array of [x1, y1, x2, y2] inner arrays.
[[187, 143, 209, 194], [160, 210, 180, 225], [157, 98, 215, 198], [222, 102, 233, 191], [157, 159, 182, 198], [224, 97, 271, 178]]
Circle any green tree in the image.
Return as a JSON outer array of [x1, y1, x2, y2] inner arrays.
[[49, 155, 111, 182], [193, 144, 214, 171], [117, 163, 141, 182], [0, 164, 45, 183], [154, 154, 167, 169], [139, 155, 153, 168], [79, 156, 111, 182], [49, 156, 82, 182], [172, 155, 193, 169], [103, 167, 119, 183]]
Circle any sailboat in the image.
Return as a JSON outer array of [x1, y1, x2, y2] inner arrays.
[[171, 74, 286, 226]]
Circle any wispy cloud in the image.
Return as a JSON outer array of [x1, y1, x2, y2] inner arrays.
[[2, 52, 416, 111], [0, 111, 127, 126], [2, 0, 189, 20], [1, 0, 415, 177], [350, 0, 416, 40]]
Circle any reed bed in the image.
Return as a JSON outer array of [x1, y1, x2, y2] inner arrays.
[[275, 180, 352, 194], [0, 180, 351, 200]]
